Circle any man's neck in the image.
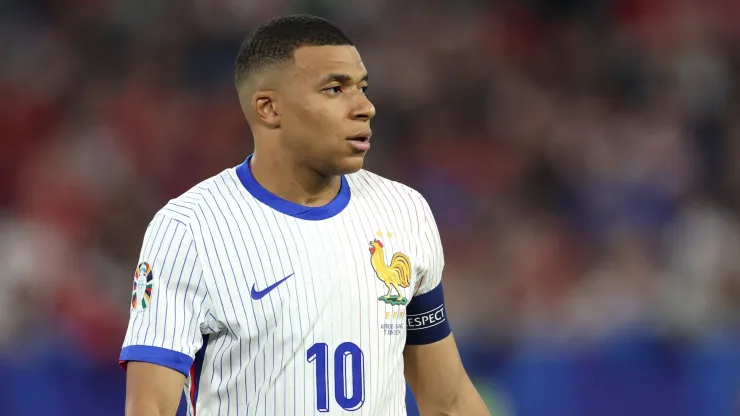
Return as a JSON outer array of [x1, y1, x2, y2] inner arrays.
[[249, 150, 342, 207]]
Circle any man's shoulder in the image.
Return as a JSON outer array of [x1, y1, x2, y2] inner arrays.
[[151, 168, 239, 227], [347, 169, 427, 208]]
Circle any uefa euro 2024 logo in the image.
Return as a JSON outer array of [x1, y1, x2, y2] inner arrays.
[[131, 262, 154, 312]]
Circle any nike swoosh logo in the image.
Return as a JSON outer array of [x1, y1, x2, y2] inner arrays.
[[250, 273, 294, 300]]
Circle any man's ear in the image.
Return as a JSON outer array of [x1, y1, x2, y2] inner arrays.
[[252, 90, 280, 128]]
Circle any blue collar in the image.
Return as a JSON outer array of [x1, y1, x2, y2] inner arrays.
[[235, 155, 351, 221]]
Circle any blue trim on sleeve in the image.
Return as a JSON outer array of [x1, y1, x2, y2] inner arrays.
[[406, 284, 451, 345], [235, 154, 351, 221], [120, 345, 194, 377]]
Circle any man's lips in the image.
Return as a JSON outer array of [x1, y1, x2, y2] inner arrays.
[[347, 132, 372, 150], [347, 132, 372, 143]]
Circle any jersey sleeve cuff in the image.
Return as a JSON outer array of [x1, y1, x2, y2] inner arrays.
[[406, 283, 451, 345], [119, 345, 194, 377]]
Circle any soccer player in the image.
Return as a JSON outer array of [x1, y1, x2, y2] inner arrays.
[[120, 14, 490, 416]]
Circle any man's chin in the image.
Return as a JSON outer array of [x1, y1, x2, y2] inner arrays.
[[336, 154, 366, 175]]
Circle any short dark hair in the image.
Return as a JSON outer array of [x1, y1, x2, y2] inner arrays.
[[235, 14, 354, 85]]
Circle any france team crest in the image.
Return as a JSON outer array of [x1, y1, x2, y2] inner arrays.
[[131, 262, 154, 312], [369, 238, 412, 306]]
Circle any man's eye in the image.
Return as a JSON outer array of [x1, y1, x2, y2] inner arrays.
[[361, 86, 369, 94], [325, 86, 342, 94]]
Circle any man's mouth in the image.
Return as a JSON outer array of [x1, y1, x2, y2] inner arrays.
[[347, 133, 371, 143]]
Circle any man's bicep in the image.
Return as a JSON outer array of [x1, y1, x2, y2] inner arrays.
[[404, 335, 466, 409], [126, 362, 186, 416]]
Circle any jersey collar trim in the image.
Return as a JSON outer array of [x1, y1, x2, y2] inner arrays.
[[235, 154, 351, 221]]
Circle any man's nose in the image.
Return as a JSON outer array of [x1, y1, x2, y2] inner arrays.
[[351, 94, 376, 121]]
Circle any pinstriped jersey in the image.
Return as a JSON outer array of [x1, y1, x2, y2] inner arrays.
[[120, 155, 447, 416]]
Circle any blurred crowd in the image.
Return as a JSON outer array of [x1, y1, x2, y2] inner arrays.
[[3, 0, 740, 372]]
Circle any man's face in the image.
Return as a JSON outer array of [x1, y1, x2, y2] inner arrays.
[[278, 45, 375, 175]]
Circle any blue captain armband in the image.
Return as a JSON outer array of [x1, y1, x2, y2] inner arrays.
[[405, 284, 451, 345]]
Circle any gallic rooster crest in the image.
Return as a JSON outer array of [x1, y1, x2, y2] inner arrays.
[[369, 239, 412, 306]]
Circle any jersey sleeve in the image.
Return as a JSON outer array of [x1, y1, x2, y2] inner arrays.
[[406, 194, 451, 345], [119, 213, 214, 376]]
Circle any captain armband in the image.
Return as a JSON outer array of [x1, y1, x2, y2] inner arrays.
[[405, 284, 451, 345]]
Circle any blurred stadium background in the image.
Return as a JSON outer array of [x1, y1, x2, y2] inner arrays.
[[3, 0, 740, 414]]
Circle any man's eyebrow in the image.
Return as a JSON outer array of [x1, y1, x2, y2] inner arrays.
[[319, 73, 369, 84]]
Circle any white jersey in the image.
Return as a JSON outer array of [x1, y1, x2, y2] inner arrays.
[[120, 155, 450, 416]]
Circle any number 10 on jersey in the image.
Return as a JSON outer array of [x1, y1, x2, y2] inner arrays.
[[307, 342, 365, 412]]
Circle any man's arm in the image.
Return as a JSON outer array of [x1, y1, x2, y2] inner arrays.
[[404, 334, 490, 416], [119, 212, 216, 415], [405, 193, 489, 415], [126, 362, 185, 416]]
